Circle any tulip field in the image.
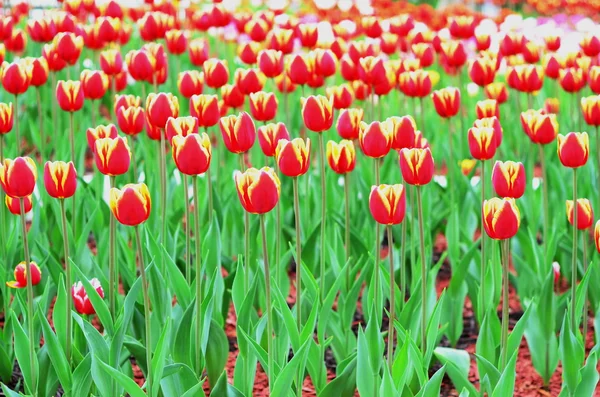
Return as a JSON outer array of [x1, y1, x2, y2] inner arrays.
[[3, 0, 600, 396]]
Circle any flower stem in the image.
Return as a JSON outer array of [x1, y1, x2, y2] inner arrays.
[[583, 232, 588, 341], [259, 214, 274, 391], [109, 176, 117, 320], [192, 176, 203, 378], [318, 133, 327, 302], [159, 133, 167, 274], [51, 72, 58, 157], [0, 136, 6, 316], [387, 225, 395, 371], [344, 173, 351, 290], [20, 198, 37, 396], [203, 127, 213, 225], [500, 238, 510, 368], [130, 136, 138, 182], [239, 154, 249, 294], [183, 175, 191, 284], [480, 160, 486, 320], [416, 186, 427, 351], [111, 77, 116, 124], [571, 168, 578, 331], [419, 97, 426, 137], [539, 145, 549, 262], [134, 227, 152, 397], [275, 163, 281, 289], [14, 94, 20, 155], [59, 199, 72, 363], [69, 112, 76, 237], [374, 158, 381, 317], [36, 88, 45, 159], [293, 177, 303, 396]]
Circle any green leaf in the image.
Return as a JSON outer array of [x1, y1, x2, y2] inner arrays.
[[173, 301, 195, 368], [40, 308, 72, 394], [181, 380, 206, 397], [151, 319, 171, 397], [11, 311, 38, 395], [97, 356, 146, 397], [210, 371, 245, 397], [271, 338, 311, 396], [319, 354, 357, 397], [71, 260, 114, 336], [0, 384, 22, 397], [52, 275, 68, 354], [356, 326, 376, 397], [433, 347, 477, 395], [379, 365, 400, 397], [205, 320, 229, 388], [416, 365, 446, 397], [492, 352, 517, 397], [559, 313, 584, 395], [573, 350, 599, 397], [160, 243, 191, 308], [72, 354, 93, 397]]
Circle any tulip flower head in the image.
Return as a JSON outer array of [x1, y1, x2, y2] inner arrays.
[[177, 70, 204, 98], [24, 57, 49, 87], [0, 157, 37, 198], [94, 136, 131, 176], [327, 140, 356, 174], [7, 262, 41, 289], [326, 84, 354, 110], [469, 57, 496, 87], [109, 183, 151, 226], [359, 121, 392, 158], [544, 98, 560, 114], [0, 102, 13, 134], [336, 108, 363, 140], [491, 161, 525, 199], [1, 60, 32, 95], [234, 167, 280, 214], [557, 132, 589, 168], [165, 116, 199, 141], [431, 87, 461, 118], [258, 122, 290, 157], [476, 99, 499, 119], [87, 124, 118, 150], [594, 220, 600, 253], [72, 278, 104, 315], [235, 68, 266, 95], [386, 116, 416, 151], [117, 106, 145, 136], [468, 126, 497, 161], [188, 39, 209, 66], [172, 133, 212, 175], [369, 184, 406, 225], [460, 159, 477, 175], [399, 147, 434, 185], [440, 41, 467, 68], [44, 161, 77, 199], [302, 95, 334, 133], [190, 94, 220, 128], [99, 49, 123, 76], [398, 70, 433, 97], [559, 68, 586, 93], [258, 49, 284, 78], [203, 58, 229, 88], [473, 116, 503, 147], [219, 112, 256, 153], [484, 82, 508, 104], [581, 96, 600, 126], [5, 194, 32, 215], [521, 109, 558, 144], [566, 199, 593, 230], [80, 70, 109, 101], [482, 198, 520, 240], [146, 92, 179, 129], [249, 91, 278, 122], [56, 80, 85, 112]]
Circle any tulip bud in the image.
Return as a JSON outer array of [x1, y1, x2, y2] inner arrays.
[[327, 140, 356, 174], [7, 262, 41, 288], [302, 95, 334, 132], [440, 41, 467, 68], [340, 55, 359, 81], [177, 70, 204, 98], [203, 58, 229, 88], [298, 23, 319, 47], [386, 116, 416, 151], [476, 99, 499, 119], [249, 91, 278, 122], [1, 61, 32, 95], [114, 95, 141, 114], [94, 136, 131, 176], [56, 80, 85, 112], [412, 43, 434, 68], [80, 70, 109, 101], [557, 132, 589, 168], [275, 138, 311, 177], [0, 157, 37, 198], [431, 87, 461, 118], [43, 160, 77, 200], [117, 106, 145, 136], [109, 183, 151, 226], [125, 49, 156, 82], [491, 161, 525, 199], [172, 133, 212, 176], [566, 199, 594, 230], [399, 148, 434, 186], [0, 103, 13, 134], [258, 122, 290, 157], [544, 98, 560, 114], [219, 112, 256, 153], [545, 34, 561, 52], [234, 167, 280, 214], [234, 68, 265, 95], [359, 121, 392, 158], [72, 278, 104, 315], [468, 126, 497, 161], [521, 110, 558, 144], [99, 49, 123, 76], [246, 19, 269, 42], [460, 159, 477, 175], [5, 194, 32, 215], [482, 198, 520, 240], [581, 96, 600, 126], [358, 56, 387, 86], [314, 49, 337, 78], [475, 33, 491, 51], [336, 108, 363, 140], [145, 92, 179, 129], [506, 64, 544, 93], [369, 184, 406, 225], [580, 35, 600, 57]]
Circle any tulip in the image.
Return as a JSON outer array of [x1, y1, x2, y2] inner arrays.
[[203, 58, 229, 88], [476, 99, 499, 119], [165, 29, 187, 55], [389, 14, 414, 36], [557, 132, 589, 168], [506, 65, 544, 94], [484, 82, 508, 104], [491, 161, 525, 199], [172, 133, 212, 176], [258, 49, 284, 78], [580, 35, 600, 57], [6, 262, 41, 289], [399, 148, 434, 186], [0, 103, 13, 134], [275, 138, 311, 177], [117, 106, 145, 136], [44, 161, 77, 199], [189, 94, 220, 128], [473, 117, 503, 147], [327, 140, 356, 174], [53, 32, 83, 65], [398, 70, 432, 98], [176, 71, 203, 99], [559, 68, 586, 93], [566, 199, 593, 230], [475, 33, 491, 51], [125, 49, 156, 83], [219, 112, 256, 153], [146, 92, 179, 129], [521, 110, 558, 144], [188, 38, 209, 67], [386, 116, 416, 150], [5, 195, 32, 215], [315, 49, 337, 77], [71, 279, 104, 315], [246, 19, 269, 42], [358, 56, 387, 86], [302, 95, 334, 132], [431, 87, 460, 118], [412, 43, 434, 68], [298, 23, 318, 47], [103, 179, 151, 229], [0, 157, 37, 198], [80, 70, 109, 102], [336, 108, 363, 140], [235, 68, 266, 95], [258, 122, 290, 157], [94, 136, 131, 176], [545, 34, 561, 52], [448, 15, 475, 39], [237, 42, 260, 65], [581, 96, 600, 126], [482, 197, 521, 240], [56, 80, 84, 112], [25, 57, 49, 87], [99, 49, 123, 76], [114, 95, 141, 114], [468, 57, 496, 87], [249, 91, 278, 122], [544, 98, 560, 114], [87, 123, 118, 151], [1, 61, 32, 95], [440, 41, 467, 68], [340, 55, 359, 81], [359, 121, 392, 158], [369, 184, 406, 225], [351, 80, 371, 100], [266, 28, 294, 54], [234, 167, 280, 214], [468, 126, 497, 161], [326, 84, 354, 110]]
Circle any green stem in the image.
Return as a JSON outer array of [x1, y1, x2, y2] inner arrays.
[[400, 202, 407, 312], [52, 72, 58, 159], [69, 112, 76, 237], [597, 126, 600, 211], [59, 200, 72, 363], [14, 94, 20, 155], [374, 159, 381, 319], [539, 145, 549, 264], [259, 215, 274, 391], [480, 160, 486, 321], [239, 154, 249, 295], [387, 225, 395, 371], [318, 133, 327, 302], [91, 100, 96, 128], [130, 136, 138, 182], [20, 198, 37, 396], [500, 239, 510, 368], [134, 227, 152, 397], [344, 173, 351, 290], [193, 176, 203, 378], [583, 231, 588, 341], [203, 126, 213, 224], [570, 168, 578, 331], [0, 136, 6, 316], [109, 176, 117, 320], [183, 175, 191, 284], [36, 88, 44, 160], [275, 163, 281, 289], [293, 177, 303, 396], [416, 186, 427, 351], [159, 133, 167, 274], [419, 97, 426, 137]]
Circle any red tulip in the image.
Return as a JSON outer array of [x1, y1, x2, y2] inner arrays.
[[476, 99, 499, 119], [336, 108, 363, 140], [5, 195, 32, 215], [369, 184, 406, 225], [172, 133, 212, 175], [7, 262, 41, 289], [80, 70, 109, 101], [221, 84, 245, 109], [219, 112, 256, 153], [145, 92, 179, 129], [327, 140, 356, 174], [399, 147, 434, 185], [0, 103, 14, 134], [359, 121, 392, 158], [203, 58, 229, 88], [0, 157, 37, 198], [484, 82, 508, 104], [557, 132, 589, 168], [109, 183, 151, 226], [94, 136, 131, 176], [566, 199, 593, 230], [53, 32, 83, 65], [56, 80, 85, 112], [431, 87, 460, 118], [44, 161, 77, 199], [258, 122, 290, 157], [249, 91, 278, 122], [491, 161, 525, 199], [165, 29, 187, 55], [580, 35, 600, 57], [483, 198, 520, 239], [238, 41, 260, 65], [234, 167, 280, 214], [188, 38, 209, 66], [326, 84, 354, 110], [0, 61, 32, 95], [258, 49, 284, 78], [72, 278, 104, 315], [87, 124, 118, 151], [469, 57, 496, 87], [302, 95, 334, 132], [190, 94, 220, 128], [275, 138, 311, 177], [559, 68, 586, 93], [468, 126, 497, 160]]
